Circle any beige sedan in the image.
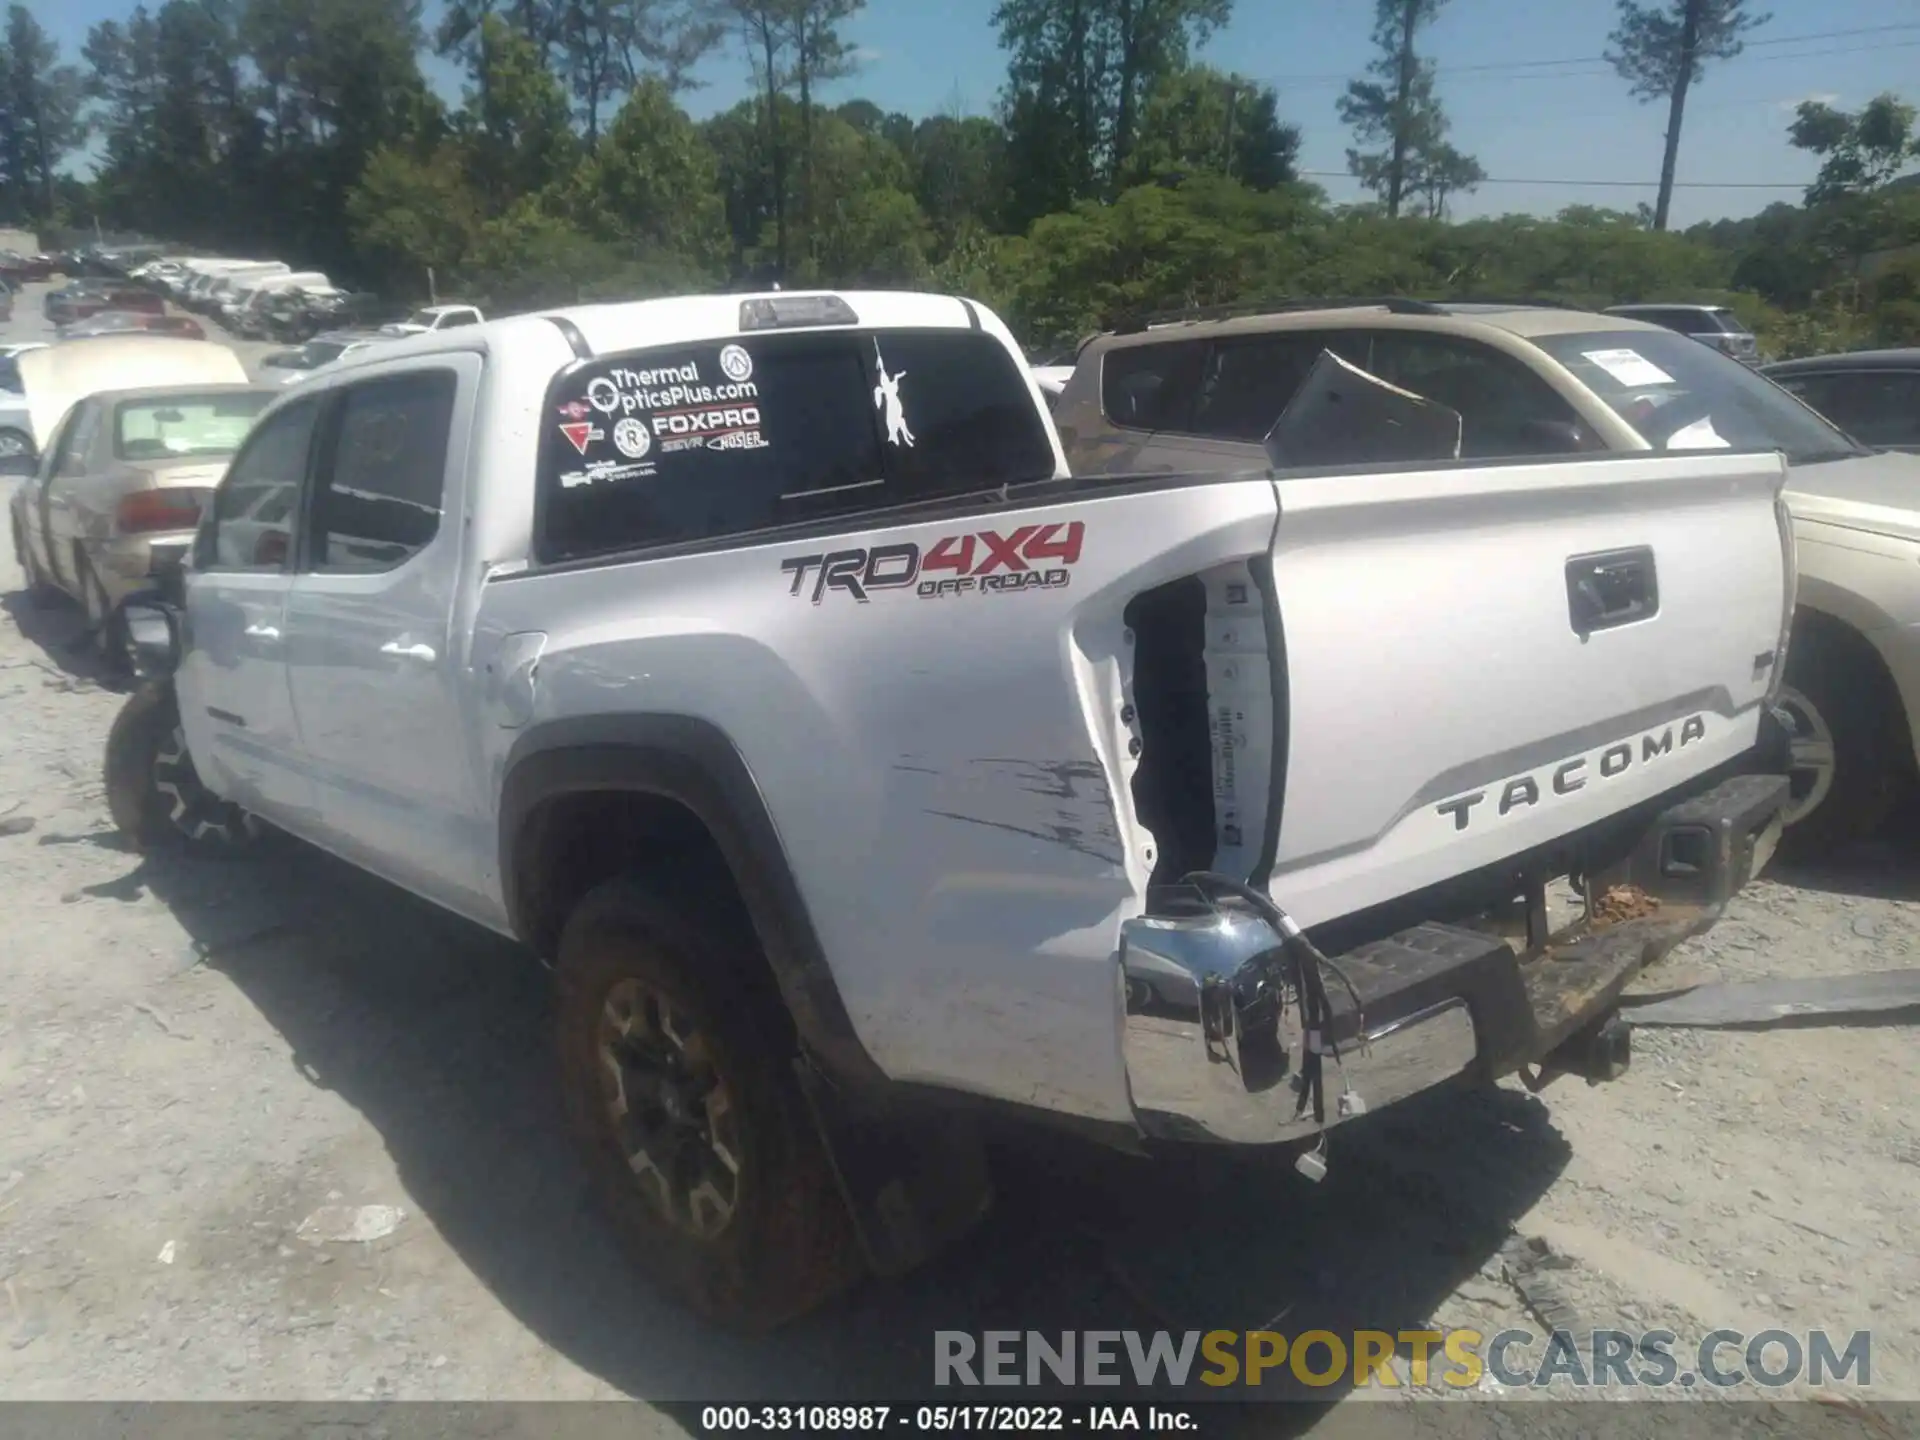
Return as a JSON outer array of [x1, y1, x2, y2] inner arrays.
[[11, 379, 276, 642]]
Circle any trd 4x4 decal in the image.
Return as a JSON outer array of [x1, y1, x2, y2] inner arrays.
[[781, 521, 1086, 605]]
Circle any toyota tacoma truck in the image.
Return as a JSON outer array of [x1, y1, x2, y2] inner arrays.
[[101, 289, 1794, 1329]]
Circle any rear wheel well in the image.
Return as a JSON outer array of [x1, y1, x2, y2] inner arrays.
[[1791, 608, 1911, 768], [513, 790, 792, 1039]]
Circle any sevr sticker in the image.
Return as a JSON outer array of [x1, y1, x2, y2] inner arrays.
[[781, 522, 1085, 605]]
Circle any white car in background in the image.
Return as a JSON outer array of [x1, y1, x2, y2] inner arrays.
[[379, 303, 483, 337], [1, 344, 53, 462]]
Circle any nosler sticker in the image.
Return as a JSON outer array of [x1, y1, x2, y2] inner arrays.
[[873, 340, 915, 448]]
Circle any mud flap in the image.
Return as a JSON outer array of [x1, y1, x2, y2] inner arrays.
[[794, 1058, 994, 1279]]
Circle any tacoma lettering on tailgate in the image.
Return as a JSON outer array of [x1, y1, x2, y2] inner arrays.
[[1434, 714, 1708, 832]]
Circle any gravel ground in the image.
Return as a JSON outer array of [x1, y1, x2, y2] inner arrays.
[[0, 283, 1916, 1424]]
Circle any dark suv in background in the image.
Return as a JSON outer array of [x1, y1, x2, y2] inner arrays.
[[1604, 303, 1760, 364]]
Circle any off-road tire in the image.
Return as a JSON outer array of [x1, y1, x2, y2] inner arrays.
[[104, 681, 263, 856], [555, 878, 864, 1331], [1778, 621, 1906, 860]]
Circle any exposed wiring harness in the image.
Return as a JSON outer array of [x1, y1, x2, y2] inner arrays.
[[1180, 871, 1369, 1178]]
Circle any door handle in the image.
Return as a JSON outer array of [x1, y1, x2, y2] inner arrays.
[[243, 624, 281, 641], [380, 640, 438, 664], [1565, 547, 1658, 636]]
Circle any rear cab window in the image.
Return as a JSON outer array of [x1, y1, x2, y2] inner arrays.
[[536, 328, 1056, 563]]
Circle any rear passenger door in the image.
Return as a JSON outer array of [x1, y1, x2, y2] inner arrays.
[[280, 358, 486, 916]]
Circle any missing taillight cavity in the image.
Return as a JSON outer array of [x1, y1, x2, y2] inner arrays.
[[1125, 577, 1213, 893], [115, 490, 207, 535], [1125, 559, 1277, 903]]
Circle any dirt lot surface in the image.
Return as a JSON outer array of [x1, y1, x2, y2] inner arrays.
[[1, 285, 1916, 1427]]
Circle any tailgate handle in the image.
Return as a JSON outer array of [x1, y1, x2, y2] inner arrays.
[[1567, 546, 1658, 636]]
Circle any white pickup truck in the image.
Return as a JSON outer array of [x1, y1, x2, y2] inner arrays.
[[102, 289, 1793, 1329]]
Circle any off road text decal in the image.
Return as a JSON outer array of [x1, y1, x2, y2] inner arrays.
[[781, 522, 1086, 604]]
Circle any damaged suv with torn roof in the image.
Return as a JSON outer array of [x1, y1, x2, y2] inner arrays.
[[102, 288, 1793, 1329]]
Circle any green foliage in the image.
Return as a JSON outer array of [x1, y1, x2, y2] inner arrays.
[[460, 14, 579, 212], [1789, 93, 1920, 206], [44, 0, 1919, 367], [1865, 255, 1920, 347], [1338, 0, 1479, 220], [993, 0, 1230, 223], [1605, 0, 1768, 231], [0, 5, 88, 223], [1126, 66, 1298, 191], [1605, 0, 1766, 102], [1007, 176, 1312, 347], [572, 77, 724, 262], [345, 140, 485, 282]]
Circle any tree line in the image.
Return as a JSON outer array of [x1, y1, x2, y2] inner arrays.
[[0, 0, 1916, 357]]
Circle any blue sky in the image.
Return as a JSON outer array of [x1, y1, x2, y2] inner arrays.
[[42, 0, 1920, 227]]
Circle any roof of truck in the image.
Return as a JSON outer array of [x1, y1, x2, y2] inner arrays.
[[323, 289, 1000, 381]]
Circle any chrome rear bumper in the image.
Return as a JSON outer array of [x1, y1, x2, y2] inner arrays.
[[1118, 771, 1790, 1145], [1120, 913, 1483, 1144]]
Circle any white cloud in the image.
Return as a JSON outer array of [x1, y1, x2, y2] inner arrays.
[[850, 45, 885, 64], [1770, 90, 1839, 115]]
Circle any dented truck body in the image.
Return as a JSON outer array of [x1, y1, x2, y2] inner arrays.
[[167, 290, 1793, 1157]]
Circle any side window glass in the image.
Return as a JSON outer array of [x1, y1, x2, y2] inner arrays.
[[0, 357, 20, 393], [1190, 333, 1361, 442], [310, 369, 456, 574], [1369, 334, 1600, 459], [1100, 340, 1204, 432], [50, 404, 97, 478], [440, 311, 477, 329], [33, 410, 75, 490], [1809, 373, 1920, 448], [200, 397, 319, 571]]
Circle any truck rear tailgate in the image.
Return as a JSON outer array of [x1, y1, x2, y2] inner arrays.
[[1262, 450, 1791, 928]]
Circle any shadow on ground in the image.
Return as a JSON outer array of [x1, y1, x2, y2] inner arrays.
[[0, 589, 129, 688], [55, 829, 1582, 1428], [1769, 807, 1920, 904]]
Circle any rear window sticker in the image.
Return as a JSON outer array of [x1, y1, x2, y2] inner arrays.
[[612, 417, 651, 459], [719, 344, 754, 383], [874, 340, 915, 448], [586, 376, 623, 414], [559, 421, 601, 455], [1582, 348, 1676, 388]]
